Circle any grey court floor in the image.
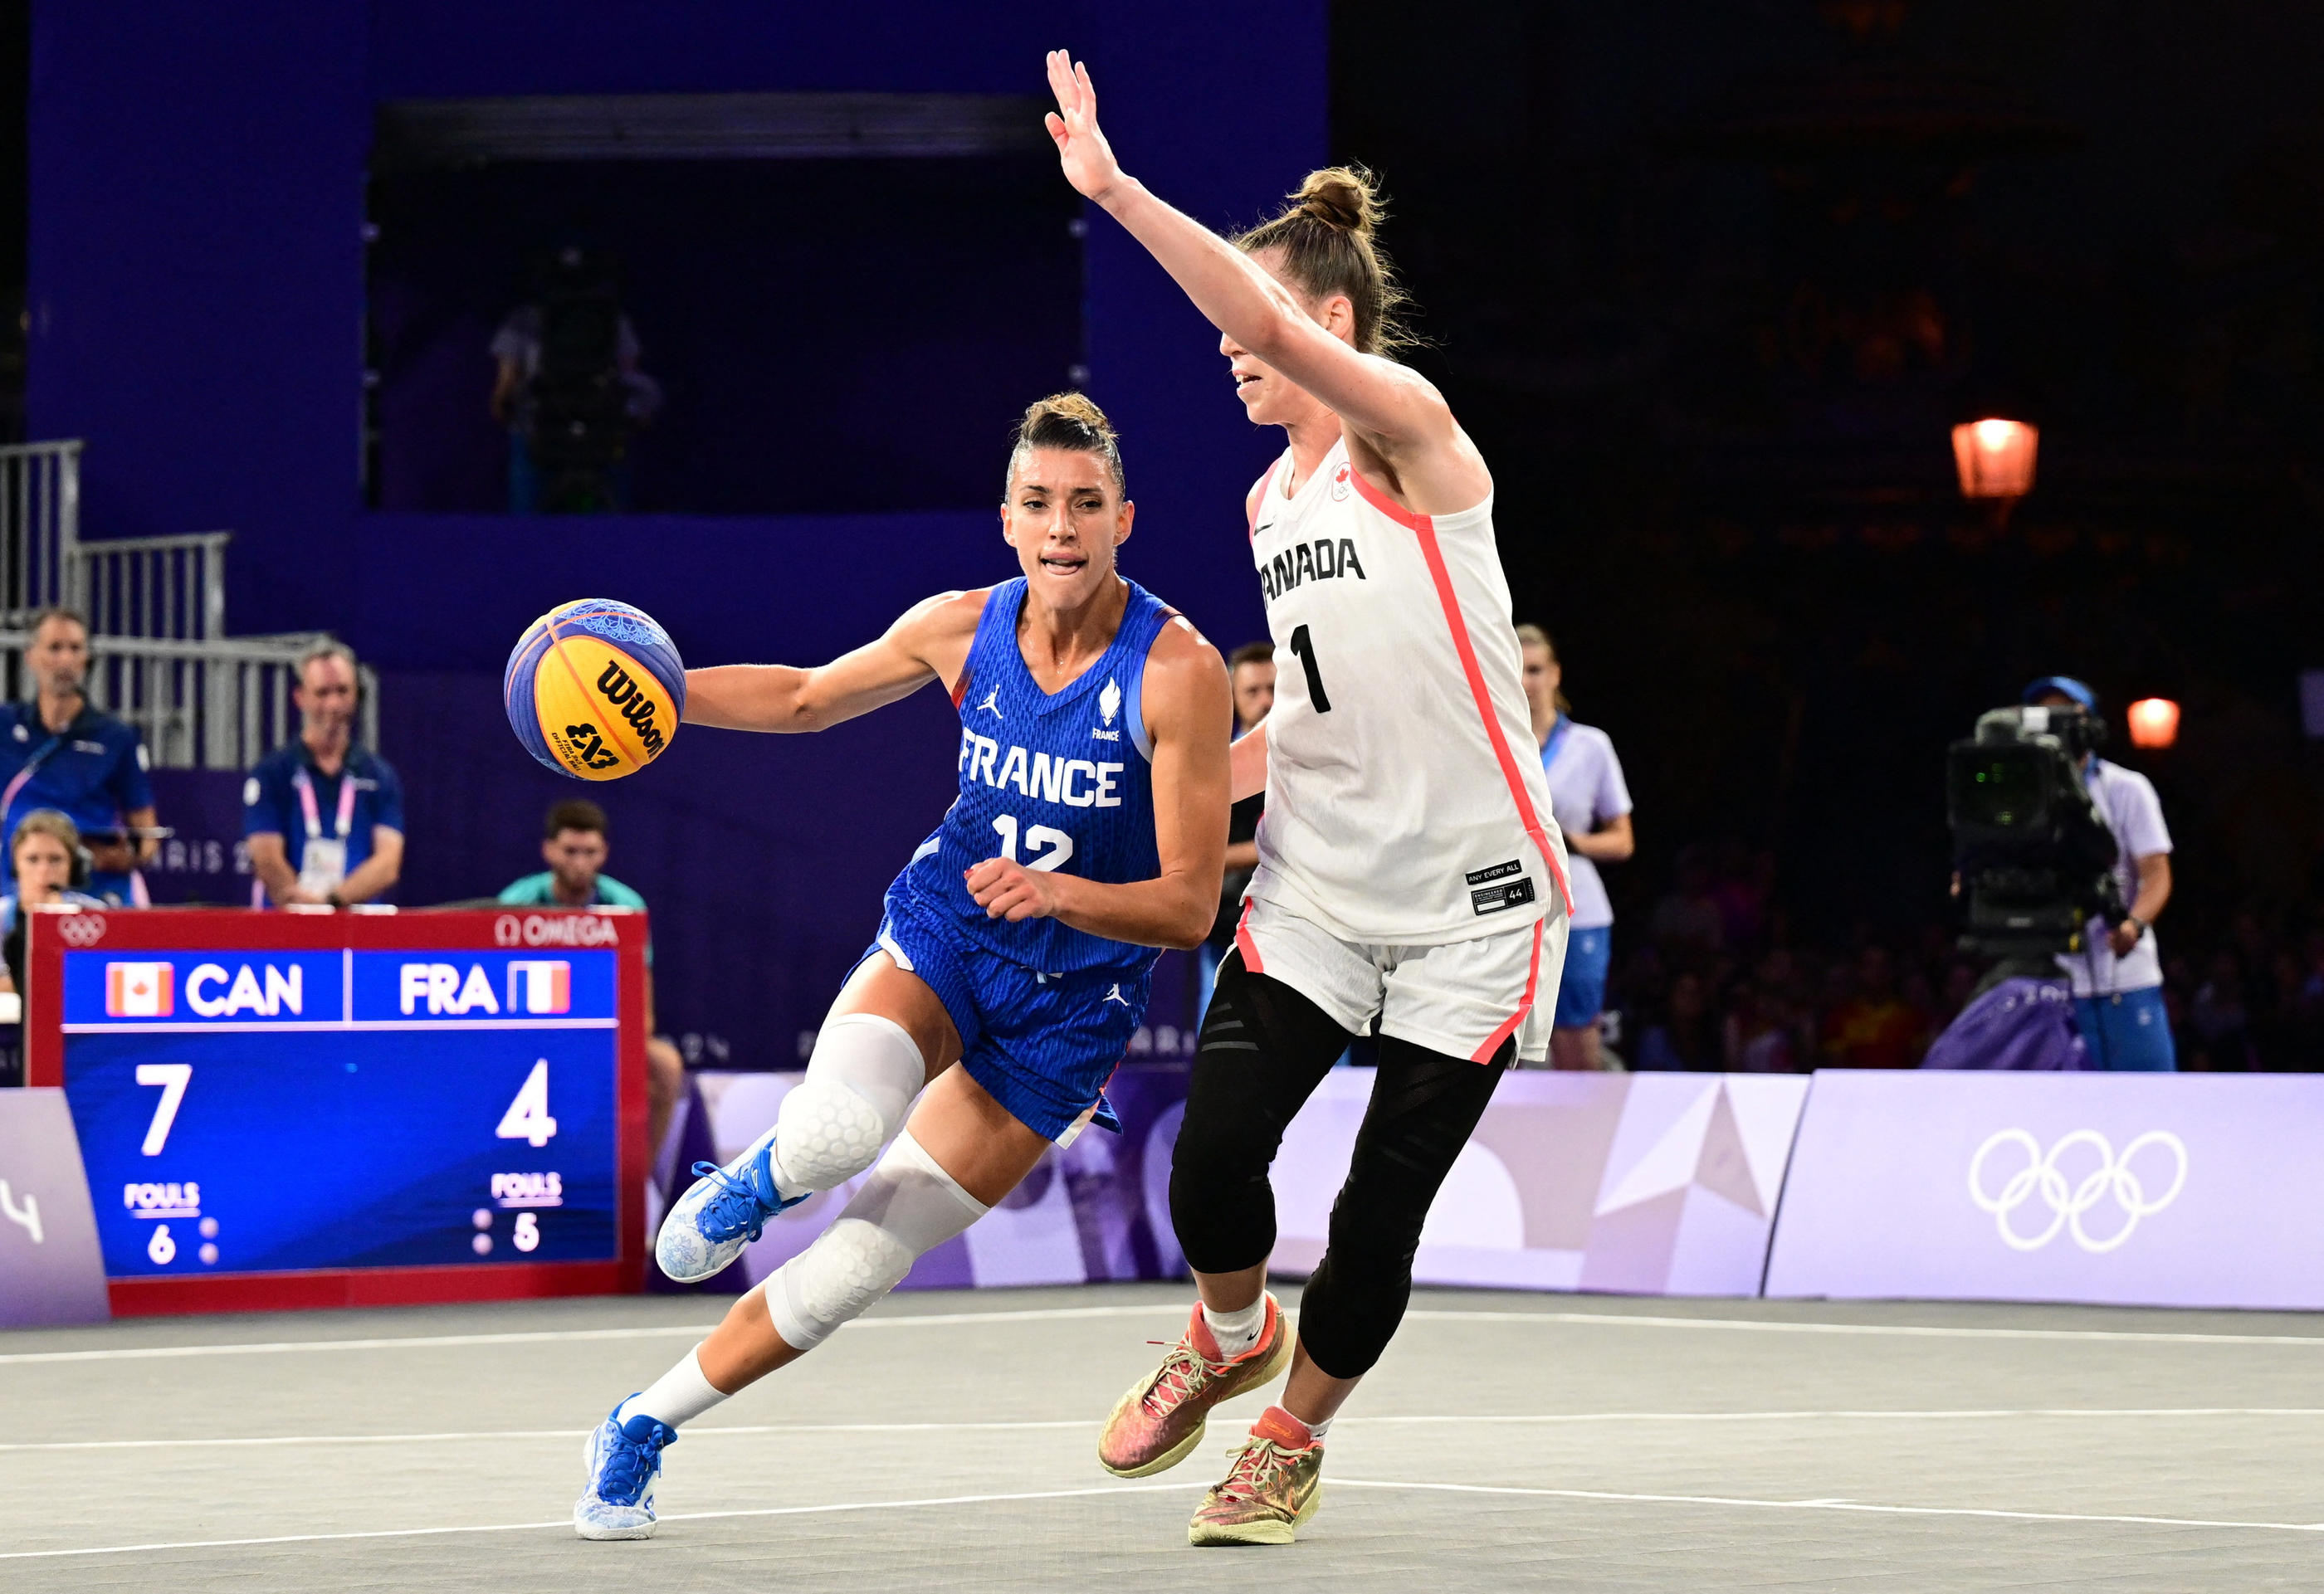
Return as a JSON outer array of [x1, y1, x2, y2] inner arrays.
[[5, 1284, 2324, 1591]]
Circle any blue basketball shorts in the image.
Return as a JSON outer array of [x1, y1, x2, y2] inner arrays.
[[1554, 926, 1612, 1028], [2072, 986, 2178, 1072], [858, 881, 1145, 1143]]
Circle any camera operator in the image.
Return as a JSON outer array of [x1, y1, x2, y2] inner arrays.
[[2024, 676, 2175, 1070]]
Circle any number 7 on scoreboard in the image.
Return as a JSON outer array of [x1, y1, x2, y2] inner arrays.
[[134, 1063, 193, 1156]]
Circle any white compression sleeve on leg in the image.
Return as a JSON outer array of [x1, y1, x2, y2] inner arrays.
[[618, 1346, 728, 1429], [767, 1130, 989, 1352], [771, 1013, 926, 1199]]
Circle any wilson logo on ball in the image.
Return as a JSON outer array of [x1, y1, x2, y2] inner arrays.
[[593, 661, 667, 754]]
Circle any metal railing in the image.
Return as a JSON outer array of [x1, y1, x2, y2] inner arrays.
[[81, 532, 232, 641], [0, 441, 81, 622], [0, 631, 379, 771], [0, 441, 234, 638]]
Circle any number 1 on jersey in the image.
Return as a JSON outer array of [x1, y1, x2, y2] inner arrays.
[[1288, 625, 1333, 713]]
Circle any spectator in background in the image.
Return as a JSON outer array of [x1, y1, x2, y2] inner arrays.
[[0, 810, 108, 1009], [245, 642, 404, 908], [1198, 642, 1275, 1017], [1648, 845, 1725, 960], [2027, 676, 2177, 1070], [1517, 625, 1634, 1069], [0, 608, 159, 904], [1636, 969, 1717, 1070], [500, 798, 687, 1160], [1820, 945, 1927, 1068]]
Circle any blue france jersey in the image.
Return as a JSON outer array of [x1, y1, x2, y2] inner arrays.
[[900, 578, 1171, 977]]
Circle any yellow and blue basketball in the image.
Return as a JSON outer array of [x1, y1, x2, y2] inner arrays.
[[505, 599, 686, 781]]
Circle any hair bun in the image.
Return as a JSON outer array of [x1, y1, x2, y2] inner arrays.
[[1295, 167, 1379, 236]]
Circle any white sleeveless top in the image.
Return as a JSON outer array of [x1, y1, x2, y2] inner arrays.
[[1244, 436, 1570, 946]]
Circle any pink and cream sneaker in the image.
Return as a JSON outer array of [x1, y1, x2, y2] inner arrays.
[[1187, 1405, 1326, 1547], [1096, 1294, 1292, 1478]]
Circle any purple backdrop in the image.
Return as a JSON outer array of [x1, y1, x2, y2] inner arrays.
[[1765, 1071, 2324, 1309], [26, 1, 1312, 672]]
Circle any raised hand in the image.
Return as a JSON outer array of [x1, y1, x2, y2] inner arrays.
[[1044, 49, 1123, 203]]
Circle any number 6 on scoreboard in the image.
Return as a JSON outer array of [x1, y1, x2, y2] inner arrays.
[[496, 1059, 558, 1148], [134, 1063, 193, 1157]]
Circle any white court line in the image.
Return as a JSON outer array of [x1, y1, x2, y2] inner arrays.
[[12, 1301, 2324, 1367], [0, 1304, 1180, 1367], [1330, 1479, 2324, 1535], [1401, 1309, 2324, 1346], [13, 1407, 2324, 1454], [10, 1474, 2324, 1561], [0, 1483, 1191, 1562]]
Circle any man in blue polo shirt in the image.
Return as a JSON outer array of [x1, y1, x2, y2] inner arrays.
[[0, 607, 159, 904], [244, 641, 405, 907]]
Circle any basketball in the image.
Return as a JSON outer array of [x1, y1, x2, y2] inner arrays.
[[505, 599, 686, 781]]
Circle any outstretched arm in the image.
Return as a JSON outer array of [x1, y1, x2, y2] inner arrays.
[[683, 590, 987, 734], [1044, 51, 1483, 505], [964, 617, 1230, 949]]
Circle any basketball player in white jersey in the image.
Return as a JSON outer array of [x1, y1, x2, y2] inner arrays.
[[1046, 51, 1572, 1545]]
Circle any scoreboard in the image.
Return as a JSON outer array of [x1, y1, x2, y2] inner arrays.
[[24, 906, 647, 1315]]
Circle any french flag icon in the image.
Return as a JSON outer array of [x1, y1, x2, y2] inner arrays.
[[506, 960, 571, 1015], [105, 962, 174, 1017]]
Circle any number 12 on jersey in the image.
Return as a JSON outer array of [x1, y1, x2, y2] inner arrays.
[[992, 815, 1074, 871]]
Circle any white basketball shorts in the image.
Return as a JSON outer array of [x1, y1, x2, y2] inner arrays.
[[1231, 896, 1568, 1065]]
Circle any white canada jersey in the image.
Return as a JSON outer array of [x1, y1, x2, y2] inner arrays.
[[1243, 437, 1570, 945]]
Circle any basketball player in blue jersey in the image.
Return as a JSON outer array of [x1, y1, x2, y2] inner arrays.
[[573, 392, 1231, 1540]]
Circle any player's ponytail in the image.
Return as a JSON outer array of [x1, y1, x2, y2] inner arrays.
[[1005, 392, 1127, 499], [1235, 165, 1417, 358]]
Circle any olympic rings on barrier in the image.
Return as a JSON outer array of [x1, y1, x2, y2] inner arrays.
[[1967, 1128, 2188, 1254], [56, 914, 107, 948]]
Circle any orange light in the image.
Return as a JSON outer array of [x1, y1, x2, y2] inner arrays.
[[2127, 697, 2180, 749], [1952, 417, 2039, 500]]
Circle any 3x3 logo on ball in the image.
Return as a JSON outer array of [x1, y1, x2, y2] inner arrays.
[[556, 661, 668, 771]]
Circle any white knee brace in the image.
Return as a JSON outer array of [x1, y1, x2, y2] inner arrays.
[[765, 1130, 988, 1350], [772, 1013, 926, 1198]]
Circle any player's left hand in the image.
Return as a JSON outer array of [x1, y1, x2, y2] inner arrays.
[[1044, 51, 1123, 203], [965, 857, 1065, 923], [2108, 919, 2144, 958]]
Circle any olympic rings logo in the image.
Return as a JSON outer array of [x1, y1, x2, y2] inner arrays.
[[1968, 1128, 2188, 1254], [56, 914, 106, 947]]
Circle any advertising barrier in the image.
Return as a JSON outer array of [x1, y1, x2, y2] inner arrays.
[[1765, 1070, 2324, 1309], [1267, 1070, 1811, 1295], [690, 1064, 1193, 1291], [0, 1088, 110, 1328], [26, 906, 649, 1315], [689, 1067, 1811, 1299]]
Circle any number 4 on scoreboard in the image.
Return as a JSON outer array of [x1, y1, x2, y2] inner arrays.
[[496, 1060, 558, 1148]]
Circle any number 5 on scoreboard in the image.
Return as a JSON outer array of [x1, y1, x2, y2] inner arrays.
[[496, 1059, 558, 1148], [134, 1063, 193, 1156]]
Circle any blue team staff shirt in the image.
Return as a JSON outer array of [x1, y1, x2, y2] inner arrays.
[[242, 744, 405, 891], [0, 701, 154, 875]]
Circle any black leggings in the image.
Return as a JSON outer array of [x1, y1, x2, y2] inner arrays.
[[1169, 951, 1511, 1379]]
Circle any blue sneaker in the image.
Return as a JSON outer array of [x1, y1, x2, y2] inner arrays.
[[574, 1401, 678, 1540], [655, 1127, 806, 1283]]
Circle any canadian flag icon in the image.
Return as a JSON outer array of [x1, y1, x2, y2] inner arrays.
[[506, 960, 570, 1015], [105, 962, 174, 1017]]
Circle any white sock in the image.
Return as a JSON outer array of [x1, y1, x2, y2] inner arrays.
[[1303, 1415, 1334, 1442], [618, 1347, 728, 1430], [1202, 1296, 1267, 1358]]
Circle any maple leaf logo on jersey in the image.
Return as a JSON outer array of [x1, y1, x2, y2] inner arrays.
[[1099, 678, 1121, 726]]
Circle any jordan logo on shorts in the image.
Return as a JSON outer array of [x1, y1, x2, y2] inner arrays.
[[1102, 983, 1132, 1007]]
